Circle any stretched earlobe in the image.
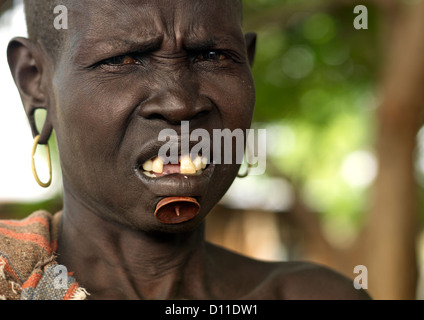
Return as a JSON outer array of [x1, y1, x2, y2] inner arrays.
[[244, 32, 257, 67], [7, 37, 53, 144], [28, 107, 53, 145]]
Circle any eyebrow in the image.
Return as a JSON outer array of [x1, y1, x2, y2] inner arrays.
[[72, 35, 164, 63], [184, 34, 245, 51], [72, 32, 245, 64]]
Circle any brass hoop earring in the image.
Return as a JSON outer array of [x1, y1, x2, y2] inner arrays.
[[31, 135, 52, 188], [237, 167, 249, 178], [237, 153, 251, 178]]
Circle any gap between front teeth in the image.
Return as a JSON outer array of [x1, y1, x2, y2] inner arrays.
[[142, 155, 207, 176]]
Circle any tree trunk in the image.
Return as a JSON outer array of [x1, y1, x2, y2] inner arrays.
[[359, 0, 424, 300]]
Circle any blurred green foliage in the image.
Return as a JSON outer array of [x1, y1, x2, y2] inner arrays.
[[243, 0, 383, 234]]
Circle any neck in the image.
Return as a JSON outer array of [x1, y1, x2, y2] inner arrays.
[[56, 190, 209, 299]]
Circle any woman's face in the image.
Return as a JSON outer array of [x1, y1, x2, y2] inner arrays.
[[50, 0, 255, 232]]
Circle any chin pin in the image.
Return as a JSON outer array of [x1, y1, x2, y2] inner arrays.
[[154, 197, 200, 224]]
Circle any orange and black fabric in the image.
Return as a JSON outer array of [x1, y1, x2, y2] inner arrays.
[[0, 211, 88, 300]]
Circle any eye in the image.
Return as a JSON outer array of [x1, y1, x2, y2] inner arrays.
[[101, 54, 141, 66], [193, 51, 228, 63]]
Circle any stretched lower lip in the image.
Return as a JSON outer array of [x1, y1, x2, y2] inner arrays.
[[154, 196, 201, 224]]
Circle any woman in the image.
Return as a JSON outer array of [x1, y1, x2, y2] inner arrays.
[[0, 0, 370, 300]]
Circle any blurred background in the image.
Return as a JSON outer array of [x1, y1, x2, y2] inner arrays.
[[1, 0, 423, 299]]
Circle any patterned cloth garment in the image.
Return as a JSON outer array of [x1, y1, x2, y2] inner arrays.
[[0, 211, 89, 300]]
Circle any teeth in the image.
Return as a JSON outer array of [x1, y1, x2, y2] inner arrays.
[[152, 157, 164, 173], [143, 171, 157, 178], [201, 157, 208, 169], [192, 156, 203, 171], [141, 154, 208, 178], [142, 159, 153, 172], [180, 155, 196, 174]]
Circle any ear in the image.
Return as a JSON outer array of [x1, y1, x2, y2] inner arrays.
[[244, 32, 257, 67], [7, 37, 53, 145]]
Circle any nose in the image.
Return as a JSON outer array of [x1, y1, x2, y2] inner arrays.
[[138, 77, 212, 125]]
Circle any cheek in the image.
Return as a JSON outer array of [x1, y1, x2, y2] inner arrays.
[[51, 74, 145, 201], [53, 73, 139, 157], [199, 70, 255, 129]]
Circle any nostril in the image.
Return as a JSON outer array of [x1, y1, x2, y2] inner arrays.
[[191, 110, 210, 121], [146, 113, 167, 121], [145, 110, 209, 124]]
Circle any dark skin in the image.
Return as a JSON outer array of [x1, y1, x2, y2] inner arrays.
[[7, 0, 370, 299]]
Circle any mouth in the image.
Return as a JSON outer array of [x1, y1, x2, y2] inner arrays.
[[134, 139, 216, 202], [139, 154, 209, 178], [136, 148, 213, 224]]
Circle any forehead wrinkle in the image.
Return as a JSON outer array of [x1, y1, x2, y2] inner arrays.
[[145, 0, 244, 50], [67, 4, 162, 61], [174, 5, 244, 52], [67, 0, 159, 37], [189, 0, 243, 26], [66, 0, 244, 61]]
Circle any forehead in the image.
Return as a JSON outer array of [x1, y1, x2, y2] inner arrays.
[[66, 0, 244, 54]]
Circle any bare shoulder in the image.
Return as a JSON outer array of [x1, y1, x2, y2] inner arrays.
[[272, 261, 372, 300], [206, 242, 371, 300]]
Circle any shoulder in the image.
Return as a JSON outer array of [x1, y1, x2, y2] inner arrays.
[[0, 210, 55, 246], [0, 210, 56, 267], [273, 261, 371, 300], [0, 211, 56, 299], [206, 243, 371, 300]]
